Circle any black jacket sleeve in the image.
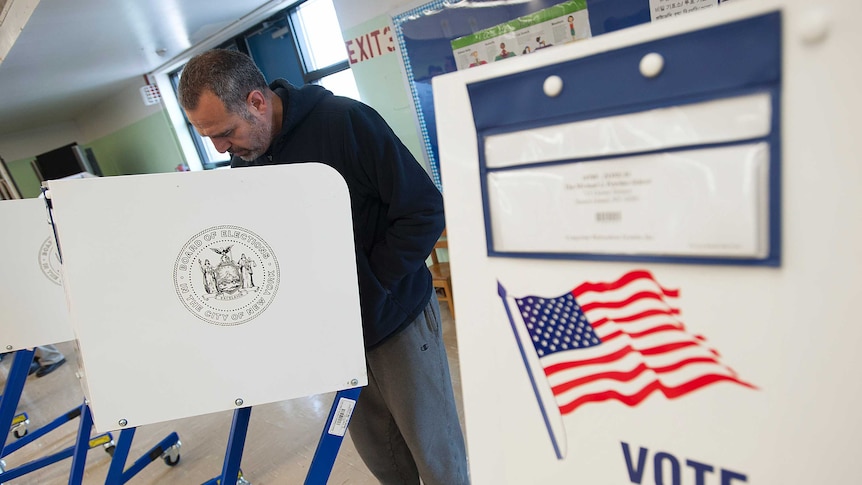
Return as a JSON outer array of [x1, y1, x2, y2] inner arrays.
[[345, 103, 444, 289]]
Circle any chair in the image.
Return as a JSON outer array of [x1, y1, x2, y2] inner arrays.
[[429, 228, 455, 318]]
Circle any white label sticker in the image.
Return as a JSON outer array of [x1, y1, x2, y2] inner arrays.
[[650, 0, 718, 21], [327, 397, 357, 437]]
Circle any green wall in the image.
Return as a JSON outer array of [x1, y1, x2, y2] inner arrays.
[[344, 16, 426, 168], [6, 157, 42, 198], [87, 110, 185, 177], [6, 110, 185, 198]]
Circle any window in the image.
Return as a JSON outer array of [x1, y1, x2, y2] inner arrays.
[[171, 0, 356, 170], [315, 69, 360, 101], [292, 0, 360, 100], [292, 0, 348, 73]]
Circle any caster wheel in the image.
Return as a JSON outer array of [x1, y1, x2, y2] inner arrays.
[[163, 453, 180, 466], [13, 427, 28, 439], [162, 441, 181, 466], [105, 445, 115, 456]]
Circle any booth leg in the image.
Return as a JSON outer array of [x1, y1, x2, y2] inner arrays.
[[104, 427, 135, 484], [3, 407, 81, 457], [68, 401, 94, 485], [1, 370, 115, 485], [304, 387, 362, 485], [0, 350, 36, 456], [0, 431, 112, 482], [105, 427, 181, 484], [210, 406, 252, 485]]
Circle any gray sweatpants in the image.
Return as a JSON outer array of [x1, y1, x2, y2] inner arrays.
[[35, 345, 64, 365], [349, 296, 470, 485]]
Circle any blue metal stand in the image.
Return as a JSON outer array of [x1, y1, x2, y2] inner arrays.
[[202, 387, 362, 485], [103, 426, 181, 484], [68, 402, 182, 485], [0, 350, 181, 484], [202, 407, 252, 485], [68, 399, 95, 484], [0, 350, 34, 452], [2, 406, 108, 458], [305, 387, 362, 485], [0, 350, 112, 483]]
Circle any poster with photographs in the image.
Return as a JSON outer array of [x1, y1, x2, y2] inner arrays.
[[451, 0, 591, 70], [650, 0, 719, 21]]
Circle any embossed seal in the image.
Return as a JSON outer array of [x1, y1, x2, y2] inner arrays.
[[38, 237, 62, 285], [173, 225, 280, 326]]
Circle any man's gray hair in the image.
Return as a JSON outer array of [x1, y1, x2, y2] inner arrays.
[[177, 49, 268, 117]]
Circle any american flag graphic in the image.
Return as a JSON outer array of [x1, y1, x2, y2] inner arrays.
[[498, 270, 755, 459]]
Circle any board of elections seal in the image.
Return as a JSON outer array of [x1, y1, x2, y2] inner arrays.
[[38, 237, 62, 285], [173, 225, 280, 326]]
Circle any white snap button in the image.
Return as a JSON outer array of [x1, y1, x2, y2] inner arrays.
[[543, 75, 563, 97], [798, 7, 830, 44], [639, 52, 664, 78]]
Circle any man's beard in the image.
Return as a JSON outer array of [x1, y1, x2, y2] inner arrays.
[[231, 117, 272, 162]]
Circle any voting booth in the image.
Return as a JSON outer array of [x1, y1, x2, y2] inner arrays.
[[43, 163, 366, 483], [0, 197, 75, 446], [45, 163, 366, 431], [0, 198, 75, 351], [434, 0, 861, 483], [0, 198, 129, 483]]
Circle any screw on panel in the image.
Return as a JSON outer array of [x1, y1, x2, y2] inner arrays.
[[350, 379, 359, 386], [118, 419, 128, 427], [235, 398, 244, 407]]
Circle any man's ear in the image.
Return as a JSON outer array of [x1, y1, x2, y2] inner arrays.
[[247, 90, 266, 114]]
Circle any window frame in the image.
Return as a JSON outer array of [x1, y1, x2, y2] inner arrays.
[[169, 0, 352, 170]]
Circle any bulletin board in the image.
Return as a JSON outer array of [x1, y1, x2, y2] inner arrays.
[[391, 0, 729, 189]]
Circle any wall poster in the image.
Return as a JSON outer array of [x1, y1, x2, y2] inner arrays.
[[450, 1, 592, 70], [391, 0, 652, 190]]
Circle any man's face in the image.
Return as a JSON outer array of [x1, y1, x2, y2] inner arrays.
[[185, 90, 271, 162]]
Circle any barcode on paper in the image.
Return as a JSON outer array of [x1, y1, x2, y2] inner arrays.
[[327, 397, 357, 437], [596, 211, 622, 222]]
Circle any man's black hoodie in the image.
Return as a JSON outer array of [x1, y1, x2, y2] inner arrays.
[[232, 80, 445, 349]]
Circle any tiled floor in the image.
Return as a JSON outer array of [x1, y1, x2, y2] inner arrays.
[[0, 303, 463, 484]]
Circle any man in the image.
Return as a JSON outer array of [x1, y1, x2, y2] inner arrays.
[[0, 345, 66, 377], [178, 49, 469, 485], [32, 345, 66, 377]]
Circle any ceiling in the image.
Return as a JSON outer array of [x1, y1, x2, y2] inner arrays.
[[0, 0, 295, 136]]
